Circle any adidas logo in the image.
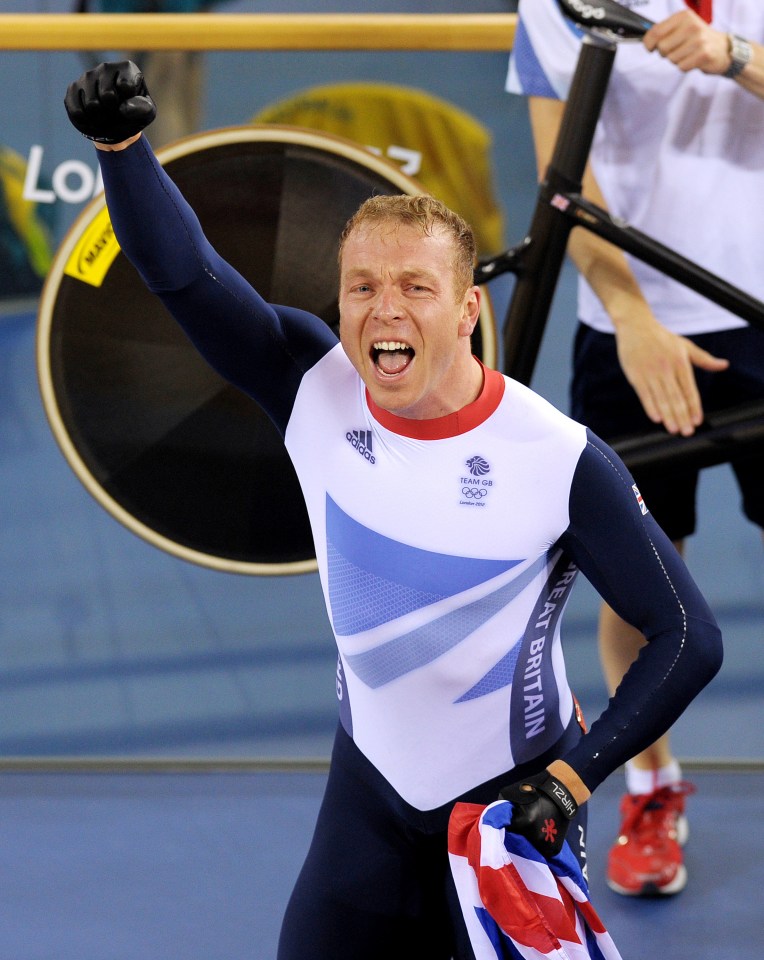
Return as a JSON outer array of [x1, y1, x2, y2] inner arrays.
[[346, 429, 376, 464]]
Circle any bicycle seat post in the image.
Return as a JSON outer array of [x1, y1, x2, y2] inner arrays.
[[547, 33, 616, 190], [503, 35, 617, 384]]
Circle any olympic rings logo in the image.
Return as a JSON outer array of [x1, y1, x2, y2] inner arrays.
[[461, 487, 487, 499]]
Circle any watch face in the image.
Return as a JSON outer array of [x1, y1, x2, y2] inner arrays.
[[727, 35, 753, 77]]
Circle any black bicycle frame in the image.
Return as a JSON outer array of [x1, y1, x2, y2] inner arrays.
[[478, 32, 764, 472]]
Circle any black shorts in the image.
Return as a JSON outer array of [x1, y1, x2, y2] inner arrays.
[[277, 719, 588, 960], [571, 323, 764, 541]]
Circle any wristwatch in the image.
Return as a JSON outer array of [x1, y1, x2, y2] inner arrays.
[[724, 34, 753, 79]]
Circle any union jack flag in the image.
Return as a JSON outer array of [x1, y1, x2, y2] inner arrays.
[[448, 801, 623, 960]]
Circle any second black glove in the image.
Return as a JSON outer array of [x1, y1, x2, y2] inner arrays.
[[499, 770, 578, 857], [64, 60, 156, 144]]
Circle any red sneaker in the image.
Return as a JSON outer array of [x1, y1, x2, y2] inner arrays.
[[606, 782, 695, 896]]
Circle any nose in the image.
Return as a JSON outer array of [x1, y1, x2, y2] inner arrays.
[[372, 287, 404, 321]]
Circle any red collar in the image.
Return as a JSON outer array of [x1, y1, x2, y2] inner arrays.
[[366, 361, 505, 439]]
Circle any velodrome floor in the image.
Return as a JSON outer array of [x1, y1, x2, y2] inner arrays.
[[0, 762, 760, 959]]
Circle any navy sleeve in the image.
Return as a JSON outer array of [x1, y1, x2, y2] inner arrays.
[[96, 137, 338, 435], [557, 431, 723, 793]]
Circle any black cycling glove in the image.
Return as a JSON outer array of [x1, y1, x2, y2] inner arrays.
[[64, 60, 156, 144], [499, 770, 578, 858]]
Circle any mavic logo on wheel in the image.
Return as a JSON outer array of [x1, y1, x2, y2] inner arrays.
[[566, 0, 606, 21], [346, 429, 376, 464]]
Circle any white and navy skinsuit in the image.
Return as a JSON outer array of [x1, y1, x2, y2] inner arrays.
[[97, 139, 722, 960]]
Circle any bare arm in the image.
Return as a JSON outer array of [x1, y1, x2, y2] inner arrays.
[[547, 759, 590, 805], [645, 9, 764, 100], [93, 132, 142, 152], [528, 95, 729, 437]]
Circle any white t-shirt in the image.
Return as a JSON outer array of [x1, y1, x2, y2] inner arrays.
[[507, 0, 764, 335]]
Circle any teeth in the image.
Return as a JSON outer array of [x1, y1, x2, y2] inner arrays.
[[373, 341, 410, 351]]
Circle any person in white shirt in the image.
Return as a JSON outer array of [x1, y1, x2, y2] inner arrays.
[[508, 0, 764, 897]]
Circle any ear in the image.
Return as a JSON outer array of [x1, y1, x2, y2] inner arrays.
[[458, 285, 482, 338]]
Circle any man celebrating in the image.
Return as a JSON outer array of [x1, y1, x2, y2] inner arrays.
[[65, 61, 722, 959]]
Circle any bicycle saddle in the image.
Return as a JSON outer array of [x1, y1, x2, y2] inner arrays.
[[556, 0, 654, 41]]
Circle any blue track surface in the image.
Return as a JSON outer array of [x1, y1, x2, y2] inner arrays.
[[0, 766, 759, 960]]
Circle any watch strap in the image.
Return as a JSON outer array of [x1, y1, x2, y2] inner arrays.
[[724, 34, 753, 79]]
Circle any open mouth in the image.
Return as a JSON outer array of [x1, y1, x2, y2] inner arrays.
[[372, 340, 415, 376]]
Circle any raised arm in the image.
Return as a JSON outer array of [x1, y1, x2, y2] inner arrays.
[[64, 61, 338, 433]]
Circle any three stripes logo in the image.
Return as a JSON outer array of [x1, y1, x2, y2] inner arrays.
[[346, 429, 376, 464]]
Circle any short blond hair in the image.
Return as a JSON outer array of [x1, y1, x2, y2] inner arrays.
[[338, 194, 476, 298]]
